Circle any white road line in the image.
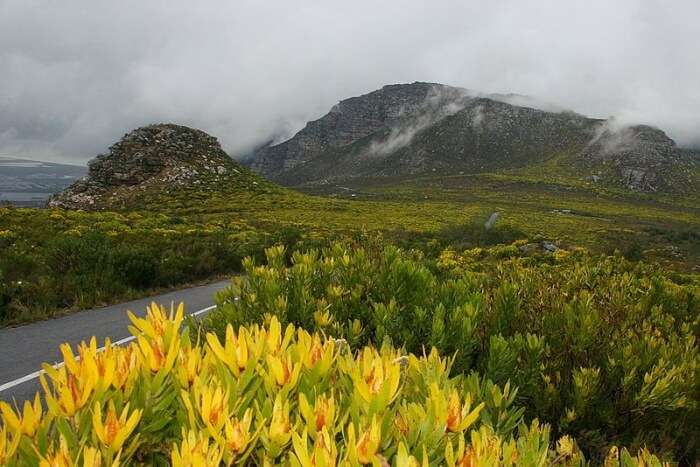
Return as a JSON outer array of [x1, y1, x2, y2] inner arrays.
[[0, 304, 217, 393]]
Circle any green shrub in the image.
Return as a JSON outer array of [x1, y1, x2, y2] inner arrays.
[[111, 246, 159, 288], [204, 242, 700, 463]]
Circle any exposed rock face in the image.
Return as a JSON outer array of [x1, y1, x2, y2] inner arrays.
[[248, 82, 697, 192], [250, 82, 469, 177], [49, 124, 246, 209], [580, 124, 689, 191]]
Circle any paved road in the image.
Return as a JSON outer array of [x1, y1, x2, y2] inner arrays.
[[0, 280, 230, 404]]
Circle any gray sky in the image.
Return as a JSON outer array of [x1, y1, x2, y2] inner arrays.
[[1, 0, 698, 164]]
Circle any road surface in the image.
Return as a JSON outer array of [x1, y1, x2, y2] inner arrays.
[[0, 280, 230, 404]]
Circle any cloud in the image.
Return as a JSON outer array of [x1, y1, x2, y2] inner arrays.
[[0, 0, 698, 164], [586, 118, 640, 155], [367, 85, 470, 156]]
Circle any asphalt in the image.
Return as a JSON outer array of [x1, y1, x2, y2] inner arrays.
[[0, 280, 230, 404]]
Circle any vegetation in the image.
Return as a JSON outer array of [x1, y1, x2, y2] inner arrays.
[[2, 171, 699, 325], [1, 167, 699, 464], [0, 303, 673, 465], [0, 203, 328, 325], [204, 243, 700, 463]]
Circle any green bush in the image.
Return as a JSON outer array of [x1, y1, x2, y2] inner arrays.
[[111, 246, 159, 288], [204, 242, 700, 463]]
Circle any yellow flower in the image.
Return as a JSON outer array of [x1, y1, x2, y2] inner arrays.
[[326, 284, 345, 299], [350, 348, 401, 408], [0, 425, 20, 465], [456, 448, 475, 467], [292, 428, 338, 467], [92, 401, 141, 451], [268, 394, 292, 447], [397, 443, 426, 467], [112, 345, 140, 392], [223, 409, 254, 457], [81, 446, 121, 467], [41, 363, 95, 418], [206, 324, 249, 375], [394, 412, 409, 436], [177, 341, 204, 388], [0, 393, 43, 437], [129, 303, 182, 374], [39, 436, 73, 467], [171, 429, 223, 467], [348, 416, 381, 465], [135, 332, 179, 374], [557, 436, 575, 458], [198, 383, 229, 436], [604, 446, 620, 466], [128, 302, 183, 341], [295, 330, 335, 372], [445, 390, 484, 433], [313, 308, 333, 328], [445, 435, 476, 467], [264, 316, 294, 355], [299, 393, 336, 436], [266, 352, 301, 388], [430, 385, 484, 433]]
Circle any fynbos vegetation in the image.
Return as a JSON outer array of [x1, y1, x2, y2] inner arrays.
[[205, 243, 700, 463], [0, 304, 675, 465]]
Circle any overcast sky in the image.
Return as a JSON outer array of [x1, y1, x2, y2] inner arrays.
[[1, 0, 698, 164]]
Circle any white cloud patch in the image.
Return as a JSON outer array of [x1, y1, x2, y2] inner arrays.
[[366, 86, 471, 156]]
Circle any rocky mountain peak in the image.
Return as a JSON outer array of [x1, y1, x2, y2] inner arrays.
[[247, 82, 697, 193], [49, 123, 248, 209], [249, 82, 468, 177]]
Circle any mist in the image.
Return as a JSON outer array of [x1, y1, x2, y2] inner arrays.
[[1, 0, 698, 165]]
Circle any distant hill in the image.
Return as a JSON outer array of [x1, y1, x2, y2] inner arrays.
[[0, 157, 86, 192], [49, 123, 273, 210], [249, 82, 698, 192]]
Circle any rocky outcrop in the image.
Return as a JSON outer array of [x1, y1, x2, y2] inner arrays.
[[248, 82, 697, 193], [49, 124, 250, 209], [578, 123, 697, 191], [249, 82, 469, 177]]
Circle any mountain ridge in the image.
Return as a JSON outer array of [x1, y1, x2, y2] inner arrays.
[[0, 157, 86, 194], [249, 82, 697, 192]]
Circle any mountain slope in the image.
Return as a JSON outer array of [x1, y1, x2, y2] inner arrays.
[[250, 83, 697, 192], [249, 82, 464, 176], [50, 123, 272, 210]]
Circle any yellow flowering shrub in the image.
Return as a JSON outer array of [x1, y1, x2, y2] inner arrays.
[[0, 303, 671, 465]]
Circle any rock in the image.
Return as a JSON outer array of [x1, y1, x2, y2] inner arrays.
[[484, 212, 500, 230], [250, 82, 471, 180], [540, 241, 559, 252], [49, 123, 245, 210], [518, 243, 539, 254]]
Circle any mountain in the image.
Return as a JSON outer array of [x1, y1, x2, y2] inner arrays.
[[0, 157, 86, 192], [49, 123, 269, 210], [249, 82, 698, 192]]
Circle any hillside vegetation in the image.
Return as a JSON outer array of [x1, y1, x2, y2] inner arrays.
[[0, 302, 680, 465], [2, 169, 699, 325]]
